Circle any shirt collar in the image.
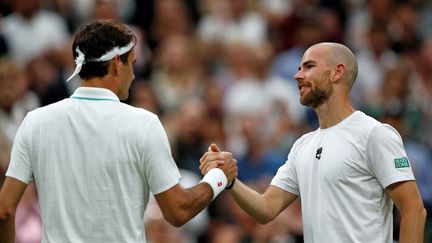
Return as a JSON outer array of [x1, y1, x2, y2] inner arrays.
[[70, 87, 120, 102]]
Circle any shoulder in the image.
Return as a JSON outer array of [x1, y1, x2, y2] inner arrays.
[[27, 99, 68, 117], [350, 113, 403, 154], [352, 111, 401, 139], [343, 111, 384, 137], [351, 111, 381, 127], [368, 124, 402, 144], [114, 104, 164, 135], [117, 102, 159, 121]]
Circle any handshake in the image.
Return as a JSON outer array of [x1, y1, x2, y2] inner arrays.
[[198, 143, 238, 199]]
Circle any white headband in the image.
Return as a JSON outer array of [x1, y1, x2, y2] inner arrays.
[[66, 41, 135, 82]]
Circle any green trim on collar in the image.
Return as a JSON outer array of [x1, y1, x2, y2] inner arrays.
[[71, 96, 119, 102]]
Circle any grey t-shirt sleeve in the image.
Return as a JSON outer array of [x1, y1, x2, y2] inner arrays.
[[366, 124, 415, 189], [142, 116, 181, 194], [6, 114, 33, 184]]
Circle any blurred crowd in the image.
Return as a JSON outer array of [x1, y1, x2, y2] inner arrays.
[[0, 0, 431, 242]]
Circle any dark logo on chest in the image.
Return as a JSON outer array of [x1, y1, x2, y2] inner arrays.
[[315, 147, 323, 160]]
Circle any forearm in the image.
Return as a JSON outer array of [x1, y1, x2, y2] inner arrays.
[[0, 177, 27, 243], [398, 206, 427, 243], [156, 182, 213, 227], [0, 213, 15, 243], [229, 180, 273, 224], [178, 182, 214, 224]]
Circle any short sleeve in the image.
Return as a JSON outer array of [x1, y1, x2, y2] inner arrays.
[[270, 142, 300, 196], [6, 114, 33, 184], [366, 124, 415, 189], [142, 116, 181, 194]]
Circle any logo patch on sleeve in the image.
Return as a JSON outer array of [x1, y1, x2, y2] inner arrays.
[[394, 157, 410, 168]]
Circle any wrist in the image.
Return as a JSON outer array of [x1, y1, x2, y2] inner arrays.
[[225, 178, 236, 190], [200, 168, 227, 200]]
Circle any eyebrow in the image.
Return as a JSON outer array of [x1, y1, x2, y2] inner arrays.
[[298, 60, 317, 70]]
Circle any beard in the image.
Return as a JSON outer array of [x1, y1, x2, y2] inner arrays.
[[300, 71, 333, 109]]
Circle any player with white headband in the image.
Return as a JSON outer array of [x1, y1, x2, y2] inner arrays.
[[66, 41, 135, 82], [0, 19, 238, 243]]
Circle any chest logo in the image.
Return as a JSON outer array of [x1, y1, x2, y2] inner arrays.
[[315, 147, 323, 160], [394, 157, 410, 168]]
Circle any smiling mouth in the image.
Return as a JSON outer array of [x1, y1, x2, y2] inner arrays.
[[299, 85, 310, 95]]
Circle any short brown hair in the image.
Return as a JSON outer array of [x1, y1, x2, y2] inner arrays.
[[72, 19, 136, 80]]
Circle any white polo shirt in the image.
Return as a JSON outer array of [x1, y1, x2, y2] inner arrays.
[[6, 87, 181, 243], [271, 111, 415, 243]]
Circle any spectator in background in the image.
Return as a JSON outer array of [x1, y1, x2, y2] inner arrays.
[[345, 0, 393, 52], [270, 11, 328, 87], [0, 0, 69, 67], [150, 34, 205, 114], [417, 0, 432, 39], [0, 57, 41, 243], [169, 98, 209, 174], [197, 0, 268, 47], [25, 53, 70, 106], [197, 0, 268, 71], [407, 37, 432, 146], [212, 40, 258, 95], [52, 0, 136, 31], [91, 0, 152, 78], [351, 23, 398, 109], [0, 0, 72, 107], [254, 0, 293, 32], [149, 0, 194, 48], [128, 79, 161, 115], [0, 57, 39, 144], [388, 2, 421, 55]]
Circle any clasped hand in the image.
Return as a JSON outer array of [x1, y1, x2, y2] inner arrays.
[[199, 143, 238, 186]]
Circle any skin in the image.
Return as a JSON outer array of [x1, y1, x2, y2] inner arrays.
[[82, 48, 136, 101], [201, 42, 426, 242], [0, 46, 238, 242]]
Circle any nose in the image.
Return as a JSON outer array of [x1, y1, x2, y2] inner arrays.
[[294, 69, 304, 82]]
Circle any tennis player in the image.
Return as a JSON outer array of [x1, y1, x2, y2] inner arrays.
[[0, 20, 237, 242], [201, 42, 426, 243]]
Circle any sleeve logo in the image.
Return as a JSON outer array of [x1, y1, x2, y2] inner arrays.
[[394, 157, 410, 168]]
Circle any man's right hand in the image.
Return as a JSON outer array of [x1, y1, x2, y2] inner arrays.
[[199, 144, 237, 186]]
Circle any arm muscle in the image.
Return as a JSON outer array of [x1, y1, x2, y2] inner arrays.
[[0, 177, 28, 243], [154, 182, 213, 227], [229, 180, 298, 224], [386, 180, 426, 243]]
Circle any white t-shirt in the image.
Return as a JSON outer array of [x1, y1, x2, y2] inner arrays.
[[271, 111, 415, 243], [6, 87, 181, 243]]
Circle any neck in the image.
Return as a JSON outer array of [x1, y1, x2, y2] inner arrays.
[[81, 76, 119, 97], [314, 93, 355, 129]]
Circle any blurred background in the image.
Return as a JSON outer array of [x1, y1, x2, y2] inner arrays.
[[0, 0, 431, 242]]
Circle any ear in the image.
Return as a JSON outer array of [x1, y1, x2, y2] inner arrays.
[[332, 64, 346, 83], [110, 55, 122, 77]]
